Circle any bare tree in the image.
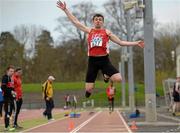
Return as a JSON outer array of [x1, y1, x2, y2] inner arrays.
[[13, 24, 44, 58], [104, 0, 144, 82], [56, 1, 96, 50], [103, 0, 143, 41]]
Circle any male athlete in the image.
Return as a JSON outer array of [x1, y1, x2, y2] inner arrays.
[[106, 81, 116, 113], [57, 1, 144, 98]]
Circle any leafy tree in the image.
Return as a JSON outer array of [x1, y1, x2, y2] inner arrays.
[[0, 32, 25, 76], [30, 30, 55, 82]]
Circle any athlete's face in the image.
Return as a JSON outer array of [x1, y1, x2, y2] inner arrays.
[[16, 70, 22, 76], [93, 17, 104, 29], [7, 68, 14, 77]]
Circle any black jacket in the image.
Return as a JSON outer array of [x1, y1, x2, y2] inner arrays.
[[1, 74, 14, 99]]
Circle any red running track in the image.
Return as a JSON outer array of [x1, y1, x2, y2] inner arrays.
[[25, 110, 132, 133]]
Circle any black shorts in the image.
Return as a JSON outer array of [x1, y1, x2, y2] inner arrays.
[[108, 97, 114, 101], [86, 55, 119, 83], [174, 94, 180, 102]]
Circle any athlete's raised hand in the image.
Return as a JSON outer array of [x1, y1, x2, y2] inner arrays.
[[57, 0, 66, 11], [137, 40, 144, 48], [56, 0, 90, 33]]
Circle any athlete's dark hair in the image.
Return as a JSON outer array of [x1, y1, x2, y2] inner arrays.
[[6, 65, 14, 71], [15, 67, 22, 72], [92, 14, 104, 21]]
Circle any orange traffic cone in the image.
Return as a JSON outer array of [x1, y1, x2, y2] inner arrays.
[[130, 121, 138, 130], [68, 120, 75, 131]]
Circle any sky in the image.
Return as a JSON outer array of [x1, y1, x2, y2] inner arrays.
[[0, 0, 180, 41]]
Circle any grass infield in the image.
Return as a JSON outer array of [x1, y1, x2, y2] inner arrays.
[[0, 112, 70, 132]]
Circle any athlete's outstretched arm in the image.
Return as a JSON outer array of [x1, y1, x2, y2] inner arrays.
[[57, 1, 91, 33], [107, 30, 144, 48]]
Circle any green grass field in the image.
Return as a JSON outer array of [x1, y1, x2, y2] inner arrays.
[[22, 81, 164, 106], [22, 81, 112, 92]]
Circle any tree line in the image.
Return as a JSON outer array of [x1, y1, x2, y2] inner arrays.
[[0, 0, 179, 84]]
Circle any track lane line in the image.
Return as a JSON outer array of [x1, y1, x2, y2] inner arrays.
[[23, 116, 68, 132], [70, 111, 102, 133], [117, 110, 132, 133], [23, 110, 85, 132]]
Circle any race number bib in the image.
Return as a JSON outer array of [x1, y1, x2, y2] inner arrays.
[[90, 34, 103, 48]]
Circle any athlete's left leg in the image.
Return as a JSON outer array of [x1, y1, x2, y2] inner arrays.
[[110, 73, 122, 82], [103, 74, 110, 83], [101, 56, 121, 83]]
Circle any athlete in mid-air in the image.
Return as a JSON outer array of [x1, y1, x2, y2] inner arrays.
[[57, 1, 144, 98]]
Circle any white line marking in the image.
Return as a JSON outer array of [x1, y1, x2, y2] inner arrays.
[[23, 110, 86, 132], [117, 110, 132, 133], [70, 111, 101, 133], [23, 116, 68, 132]]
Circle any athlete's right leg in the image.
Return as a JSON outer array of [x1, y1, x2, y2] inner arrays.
[[85, 57, 98, 98], [14, 98, 23, 127], [112, 97, 114, 112], [108, 98, 111, 113], [4, 99, 10, 128]]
